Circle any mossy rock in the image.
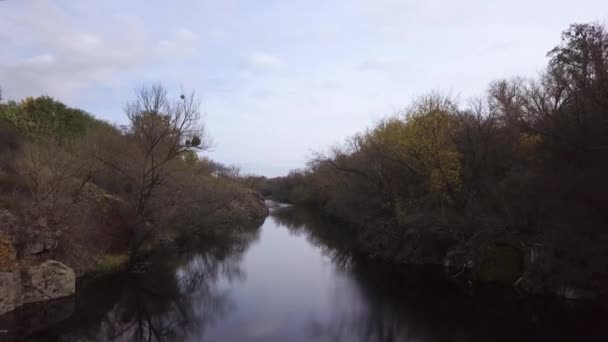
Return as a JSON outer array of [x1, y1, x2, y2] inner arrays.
[[474, 244, 523, 285]]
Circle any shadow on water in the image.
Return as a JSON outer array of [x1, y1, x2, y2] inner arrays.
[[2, 205, 607, 341]]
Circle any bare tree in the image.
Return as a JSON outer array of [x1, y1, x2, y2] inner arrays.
[[16, 140, 87, 211], [97, 83, 210, 250]]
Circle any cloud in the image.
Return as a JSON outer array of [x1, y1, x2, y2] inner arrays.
[[0, 1, 200, 101], [251, 88, 274, 100], [357, 58, 395, 72], [320, 79, 342, 89], [158, 28, 200, 58], [21, 54, 56, 68], [244, 51, 288, 74]]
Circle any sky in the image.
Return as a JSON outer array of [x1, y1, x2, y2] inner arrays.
[[1, 1, 608, 176]]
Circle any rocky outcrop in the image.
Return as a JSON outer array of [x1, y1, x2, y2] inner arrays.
[[353, 217, 604, 299], [21, 260, 75, 305], [0, 270, 21, 316], [0, 211, 74, 316], [20, 224, 61, 256], [0, 210, 61, 257], [0, 260, 75, 316]]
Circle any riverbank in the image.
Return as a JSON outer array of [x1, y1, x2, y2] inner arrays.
[[0, 190, 268, 317], [268, 203, 607, 303], [3, 204, 606, 342]]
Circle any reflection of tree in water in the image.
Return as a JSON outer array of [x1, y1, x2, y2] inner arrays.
[[305, 262, 477, 342], [23, 208, 607, 342], [272, 206, 608, 342], [270, 206, 358, 269], [272, 207, 449, 341], [31, 227, 261, 342]]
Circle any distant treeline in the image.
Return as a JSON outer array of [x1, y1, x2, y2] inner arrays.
[[258, 23, 608, 295]]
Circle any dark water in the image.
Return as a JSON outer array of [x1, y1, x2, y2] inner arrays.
[[1, 205, 606, 341]]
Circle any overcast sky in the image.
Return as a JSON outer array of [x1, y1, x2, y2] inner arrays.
[[1, 1, 607, 176]]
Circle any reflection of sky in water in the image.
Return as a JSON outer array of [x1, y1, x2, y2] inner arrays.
[[199, 216, 362, 342]]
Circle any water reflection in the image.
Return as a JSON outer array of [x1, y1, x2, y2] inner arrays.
[[272, 206, 607, 342], [3, 206, 606, 341], [15, 229, 260, 342]]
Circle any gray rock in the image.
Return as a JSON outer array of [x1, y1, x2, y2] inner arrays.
[[0, 261, 75, 316], [22, 261, 75, 304], [22, 227, 60, 256], [0, 210, 60, 256], [0, 209, 18, 230], [0, 270, 21, 316]]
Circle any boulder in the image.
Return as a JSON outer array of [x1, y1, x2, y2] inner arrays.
[[0, 270, 21, 316], [22, 261, 75, 305], [0, 260, 75, 316], [21, 227, 60, 256], [0, 210, 60, 256]]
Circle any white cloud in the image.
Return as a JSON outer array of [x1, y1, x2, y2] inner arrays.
[[158, 28, 200, 58], [244, 51, 288, 74], [21, 54, 56, 68], [60, 33, 103, 54], [175, 28, 198, 42], [357, 58, 395, 72], [0, 1, 200, 101], [321, 80, 342, 89]]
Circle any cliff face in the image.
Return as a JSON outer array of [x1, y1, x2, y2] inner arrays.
[[0, 261, 76, 316], [1, 211, 75, 316]]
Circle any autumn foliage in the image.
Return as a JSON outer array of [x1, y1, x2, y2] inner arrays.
[[263, 23, 608, 293]]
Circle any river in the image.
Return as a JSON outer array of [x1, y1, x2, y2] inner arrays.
[[1, 204, 606, 341]]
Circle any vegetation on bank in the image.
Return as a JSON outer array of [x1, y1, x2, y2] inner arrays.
[[260, 23, 608, 296], [0, 83, 267, 276]]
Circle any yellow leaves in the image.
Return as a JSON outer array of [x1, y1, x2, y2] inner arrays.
[[367, 118, 407, 148], [367, 106, 462, 200], [429, 149, 462, 195], [402, 110, 462, 196], [335, 93, 463, 203]]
